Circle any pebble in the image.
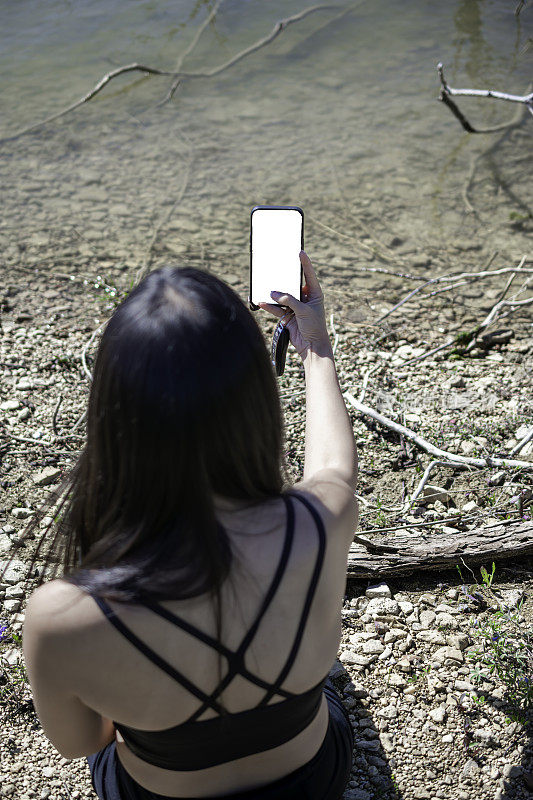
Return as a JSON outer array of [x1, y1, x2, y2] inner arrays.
[[365, 598, 400, 616], [0, 399, 21, 411], [365, 583, 391, 599], [34, 467, 61, 486], [433, 646, 464, 664], [11, 507, 34, 519], [428, 706, 446, 723]]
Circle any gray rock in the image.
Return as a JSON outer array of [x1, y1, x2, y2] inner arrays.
[[502, 764, 522, 779], [365, 583, 391, 599], [417, 630, 446, 645], [488, 471, 506, 486], [328, 660, 345, 680], [365, 598, 400, 617], [433, 646, 463, 664], [418, 485, 451, 505], [344, 790, 372, 800], [34, 467, 61, 486], [0, 559, 26, 584], [462, 758, 480, 777], [419, 609, 436, 628], [446, 633, 469, 651]]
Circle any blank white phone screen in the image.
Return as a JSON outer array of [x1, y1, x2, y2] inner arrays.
[[251, 208, 302, 307]]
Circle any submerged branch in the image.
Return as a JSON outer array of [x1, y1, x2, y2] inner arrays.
[[1, 4, 344, 143], [437, 62, 533, 134]]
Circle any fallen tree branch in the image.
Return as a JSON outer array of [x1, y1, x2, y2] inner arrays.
[[343, 392, 533, 471], [1, 4, 342, 142], [437, 62, 533, 134], [510, 429, 533, 457], [408, 459, 471, 507], [347, 520, 533, 578], [376, 255, 529, 324]]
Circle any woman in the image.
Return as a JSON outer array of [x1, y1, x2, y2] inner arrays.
[[22, 251, 358, 800]]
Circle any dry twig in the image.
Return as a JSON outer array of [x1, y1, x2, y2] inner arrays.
[[343, 392, 533, 472]]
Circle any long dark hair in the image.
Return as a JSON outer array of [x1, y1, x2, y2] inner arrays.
[[12, 266, 285, 604]]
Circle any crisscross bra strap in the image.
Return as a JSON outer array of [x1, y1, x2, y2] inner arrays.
[[185, 492, 296, 720], [256, 491, 327, 707], [90, 593, 226, 715]]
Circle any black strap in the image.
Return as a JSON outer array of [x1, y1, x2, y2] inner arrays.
[[90, 493, 296, 720], [90, 594, 226, 715], [141, 598, 294, 700], [186, 493, 296, 721], [257, 492, 326, 707]]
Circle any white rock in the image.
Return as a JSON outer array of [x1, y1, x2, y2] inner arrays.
[[0, 560, 26, 584], [0, 400, 21, 411], [339, 650, 372, 667], [2, 599, 20, 613], [441, 733, 453, 743], [380, 733, 394, 753], [365, 598, 400, 616], [362, 639, 385, 655], [398, 600, 414, 615], [11, 507, 33, 519], [1, 648, 21, 666], [435, 613, 458, 629], [378, 646, 392, 661], [429, 706, 447, 723], [365, 582, 391, 599], [0, 534, 12, 556], [462, 499, 478, 512]]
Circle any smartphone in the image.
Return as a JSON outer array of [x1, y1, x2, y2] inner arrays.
[[249, 206, 304, 310]]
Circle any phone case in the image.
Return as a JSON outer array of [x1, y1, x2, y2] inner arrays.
[[249, 205, 304, 311]]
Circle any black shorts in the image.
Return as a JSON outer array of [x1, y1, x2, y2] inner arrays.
[[87, 681, 354, 800]]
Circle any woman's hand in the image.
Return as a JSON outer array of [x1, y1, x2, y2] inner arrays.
[[259, 251, 331, 359]]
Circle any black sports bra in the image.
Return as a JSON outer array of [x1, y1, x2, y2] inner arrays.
[[90, 492, 329, 771]]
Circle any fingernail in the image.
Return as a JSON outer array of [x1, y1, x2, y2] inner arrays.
[[270, 291, 281, 298]]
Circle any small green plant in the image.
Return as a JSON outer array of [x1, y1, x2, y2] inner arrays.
[[459, 563, 532, 714]]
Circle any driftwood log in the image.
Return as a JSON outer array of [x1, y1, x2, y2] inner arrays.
[[347, 520, 533, 579]]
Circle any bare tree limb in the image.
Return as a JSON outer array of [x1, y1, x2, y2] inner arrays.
[[343, 392, 533, 471], [376, 255, 529, 324], [438, 63, 533, 136], [1, 4, 344, 143]]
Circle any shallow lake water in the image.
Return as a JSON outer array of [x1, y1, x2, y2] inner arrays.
[[0, 0, 531, 317]]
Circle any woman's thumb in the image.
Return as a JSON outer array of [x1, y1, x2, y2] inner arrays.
[[270, 291, 305, 313]]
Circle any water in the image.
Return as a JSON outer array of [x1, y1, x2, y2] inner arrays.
[[0, 0, 531, 316]]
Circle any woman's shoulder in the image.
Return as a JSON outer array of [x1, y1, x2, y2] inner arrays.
[[24, 579, 97, 639], [289, 468, 358, 538]]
